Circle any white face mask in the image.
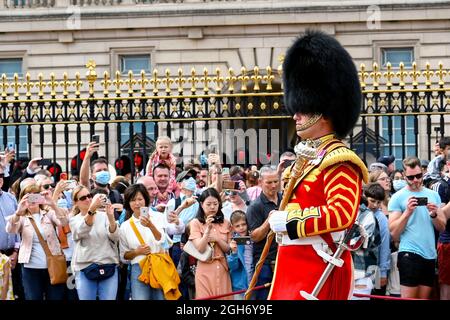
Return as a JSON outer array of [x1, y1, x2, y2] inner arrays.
[[393, 179, 407, 191]]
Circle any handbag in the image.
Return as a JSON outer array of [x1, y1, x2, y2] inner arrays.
[[29, 217, 68, 285], [183, 240, 213, 262], [81, 263, 116, 281]]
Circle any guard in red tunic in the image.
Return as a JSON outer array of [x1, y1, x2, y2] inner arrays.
[[268, 30, 369, 300]]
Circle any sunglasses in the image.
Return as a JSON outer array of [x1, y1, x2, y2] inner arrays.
[[77, 194, 93, 201], [42, 184, 55, 190], [405, 173, 423, 181]]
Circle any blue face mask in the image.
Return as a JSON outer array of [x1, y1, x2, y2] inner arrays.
[[393, 179, 407, 192], [95, 170, 111, 185]]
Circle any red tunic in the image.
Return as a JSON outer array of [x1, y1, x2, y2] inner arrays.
[[268, 138, 367, 300]]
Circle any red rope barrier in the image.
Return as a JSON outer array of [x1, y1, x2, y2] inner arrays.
[[195, 283, 271, 300], [196, 284, 430, 300], [353, 293, 429, 300]]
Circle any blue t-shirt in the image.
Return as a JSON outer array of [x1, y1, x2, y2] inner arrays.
[[388, 187, 441, 259]]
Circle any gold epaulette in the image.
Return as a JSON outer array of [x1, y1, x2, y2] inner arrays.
[[318, 146, 369, 183]]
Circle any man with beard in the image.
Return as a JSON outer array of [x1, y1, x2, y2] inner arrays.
[[389, 156, 446, 299]]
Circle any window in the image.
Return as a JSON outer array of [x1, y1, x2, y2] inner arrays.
[[120, 122, 155, 146], [0, 58, 23, 78], [5, 126, 28, 158], [120, 55, 151, 74], [381, 47, 414, 68], [381, 116, 416, 169]]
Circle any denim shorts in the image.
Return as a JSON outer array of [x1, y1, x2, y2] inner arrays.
[[397, 251, 435, 287]]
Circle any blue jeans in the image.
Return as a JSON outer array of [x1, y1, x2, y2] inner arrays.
[[21, 266, 65, 300], [254, 263, 273, 300], [130, 263, 164, 300], [75, 266, 118, 300]]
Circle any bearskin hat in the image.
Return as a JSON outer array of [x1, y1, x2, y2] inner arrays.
[[114, 155, 132, 176], [282, 30, 361, 138]]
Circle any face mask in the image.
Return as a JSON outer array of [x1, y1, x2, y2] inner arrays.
[[57, 198, 68, 209], [393, 179, 407, 191], [95, 170, 111, 185]]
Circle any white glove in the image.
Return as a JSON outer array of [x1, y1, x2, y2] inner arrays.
[[268, 210, 288, 233]]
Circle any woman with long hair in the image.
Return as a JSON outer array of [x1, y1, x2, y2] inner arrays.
[[69, 185, 119, 300], [189, 187, 232, 300], [5, 184, 68, 300]]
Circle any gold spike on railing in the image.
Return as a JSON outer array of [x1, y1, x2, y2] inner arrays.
[[36, 73, 46, 97], [188, 68, 199, 93], [0, 74, 9, 98], [239, 67, 249, 92], [437, 61, 447, 87], [409, 62, 420, 87], [226, 68, 236, 93], [48, 73, 58, 96], [251, 66, 262, 91], [175, 68, 185, 93], [359, 63, 368, 89], [126, 70, 136, 95], [396, 62, 408, 88], [150, 69, 160, 94], [264, 66, 274, 91], [423, 62, 434, 87], [214, 68, 224, 92], [12, 73, 21, 98], [85, 60, 97, 96], [24, 73, 34, 97], [162, 69, 173, 94], [201, 68, 211, 93], [113, 71, 123, 96], [73, 72, 82, 96], [138, 70, 148, 95], [277, 64, 283, 90], [370, 62, 381, 88], [60, 72, 70, 96], [101, 71, 112, 96], [383, 62, 395, 88]]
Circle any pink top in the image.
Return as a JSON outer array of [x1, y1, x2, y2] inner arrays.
[[6, 209, 68, 264]]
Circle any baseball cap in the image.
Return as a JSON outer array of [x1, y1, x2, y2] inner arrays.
[[377, 155, 395, 167], [176, 169, 197, 183]]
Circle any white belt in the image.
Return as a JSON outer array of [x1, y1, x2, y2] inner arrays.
[[278, 231, 345, 246], [278, 231, 346, 267]]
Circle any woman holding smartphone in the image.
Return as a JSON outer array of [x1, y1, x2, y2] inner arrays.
[[189, 187, 232, 300], [6, 184, 68, 300], [119, 184, 168, 300], [70, 185, 119, 300]]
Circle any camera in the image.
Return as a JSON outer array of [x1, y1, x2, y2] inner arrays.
[[37, 159, 52, 167], [212, 215, 221, 223], [414, 197, 428, 206], [233, 236, 251, 245], [281, 159, 295, 169], [91, 134, 100, 144], [222, 180, 239, 190]]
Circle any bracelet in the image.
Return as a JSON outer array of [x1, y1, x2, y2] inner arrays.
[[430, 212, 438, 219], [88, 210, 96, 216]]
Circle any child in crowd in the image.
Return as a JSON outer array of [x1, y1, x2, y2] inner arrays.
[[226, 210, 254, 300], [146, 136, 178, 200], [0, 253, 14, 300]]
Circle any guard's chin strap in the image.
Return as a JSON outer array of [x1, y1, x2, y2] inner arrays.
[[296, 113, 322, 131]]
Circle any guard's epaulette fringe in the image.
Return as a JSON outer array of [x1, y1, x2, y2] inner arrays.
[[318, 146, 369, 183]]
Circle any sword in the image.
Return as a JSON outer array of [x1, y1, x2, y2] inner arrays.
[[300, 221, 366, 300]]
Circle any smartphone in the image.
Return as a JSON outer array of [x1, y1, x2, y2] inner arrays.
[[38, 159, 52, 167], [282, 159, 295, 169], [92, 134, 100, 144], [415, 197, 428, 206], [28, 193, 45, 204], [7, 142, 14, 151], [222, 180, 238, 190], [65, 180, 77, 189], [140, 207, 149, 219], [59, 172, 68, 181], [222, 168, 230, 175], [233, 236, 251, 245]]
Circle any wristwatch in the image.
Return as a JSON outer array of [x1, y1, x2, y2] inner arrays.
[[88, 210, 96, 216]]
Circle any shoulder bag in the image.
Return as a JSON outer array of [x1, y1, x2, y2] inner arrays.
[[29, 217, 68, 285]]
